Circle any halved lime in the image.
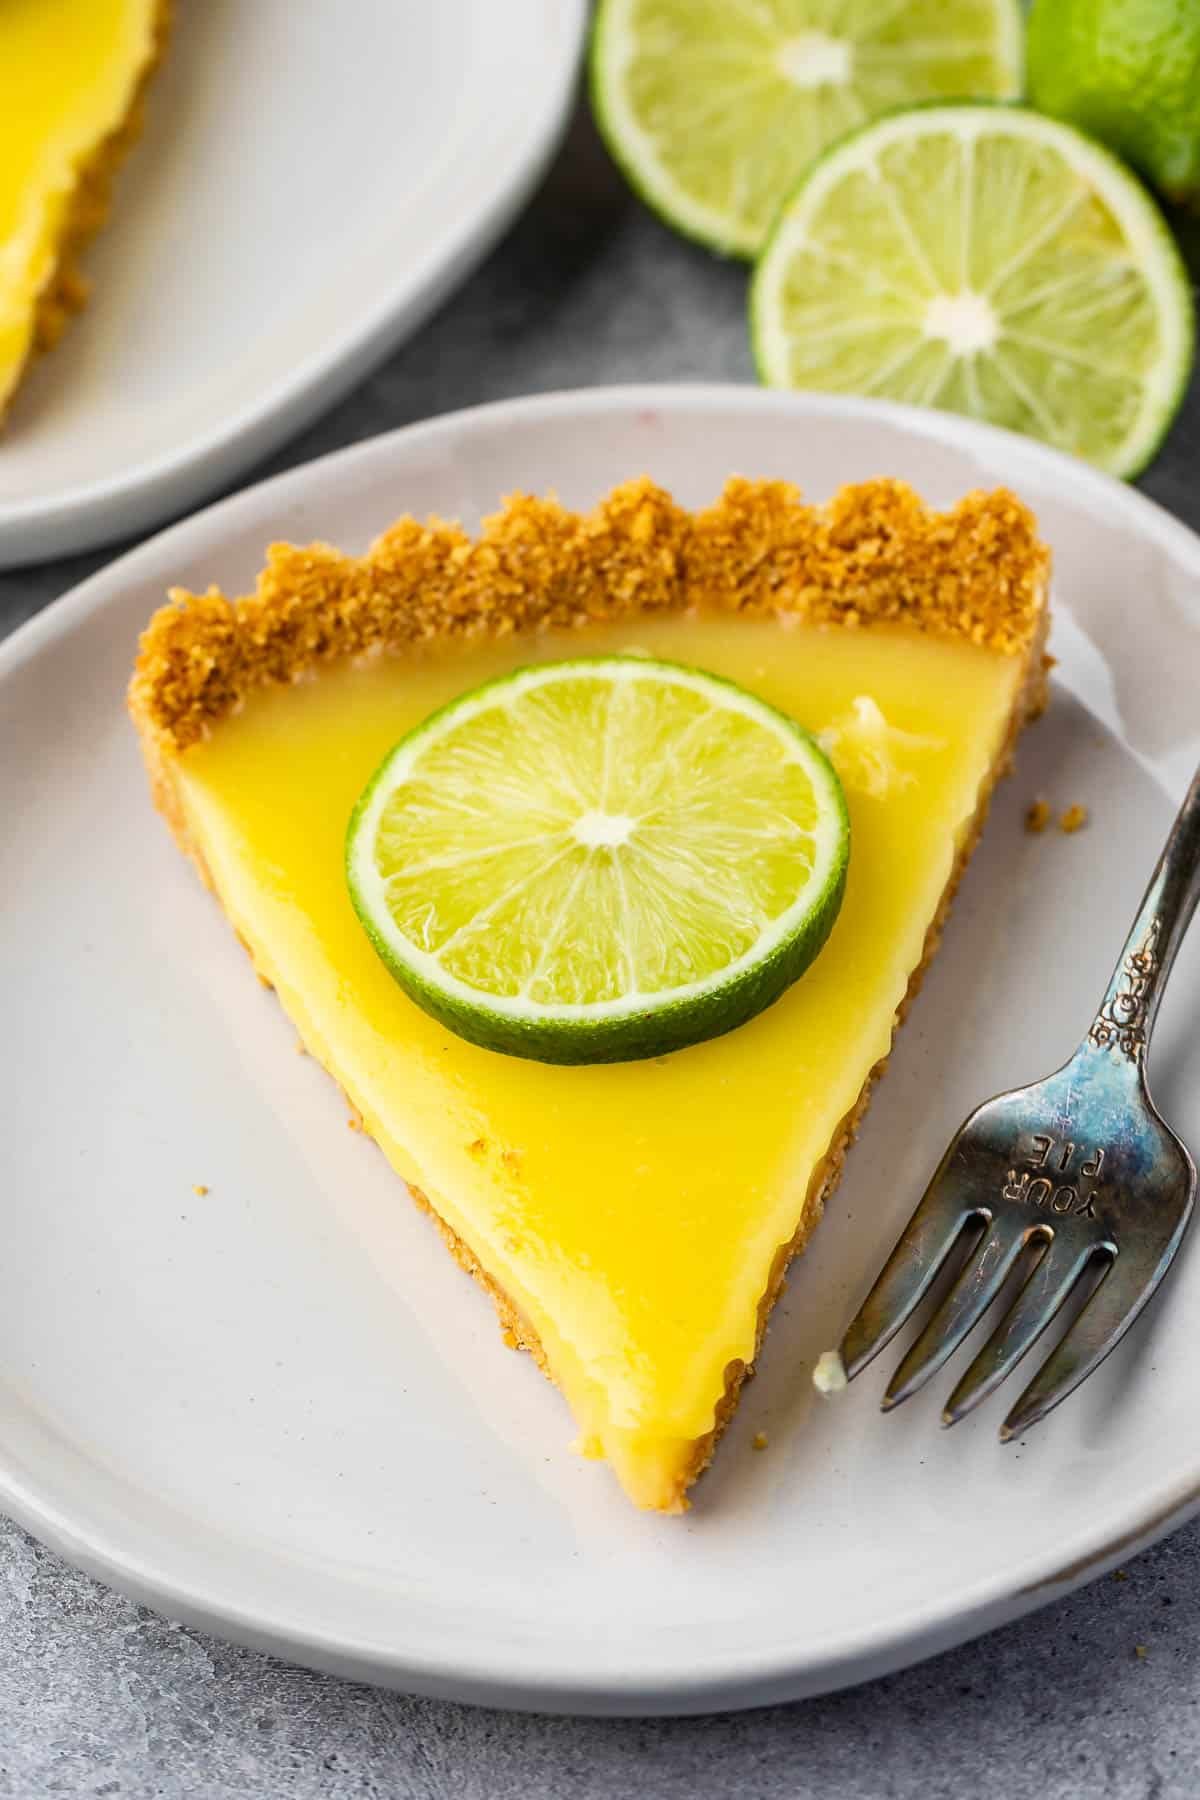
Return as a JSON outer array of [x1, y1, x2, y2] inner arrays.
[[752, 104, 1195, 477], [590, 0, 1023, 257], [345, 658, 849, 1064]]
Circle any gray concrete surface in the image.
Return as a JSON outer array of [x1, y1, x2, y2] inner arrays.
[[3, 95, 1200, 1800]]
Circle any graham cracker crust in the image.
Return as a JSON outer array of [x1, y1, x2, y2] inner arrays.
[[130, 478, 1047, 755]]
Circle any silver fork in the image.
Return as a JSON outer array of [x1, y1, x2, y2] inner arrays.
[[840, 761, 1200, 1440]]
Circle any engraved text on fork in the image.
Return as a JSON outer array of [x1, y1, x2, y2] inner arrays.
[[1001, 1134, 1104, 1219]]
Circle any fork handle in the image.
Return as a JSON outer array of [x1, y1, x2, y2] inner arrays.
[[1083, 760, 1200, 1069]]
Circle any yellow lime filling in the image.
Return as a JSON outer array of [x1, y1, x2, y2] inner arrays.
[[178, 613, 1019, 1510]]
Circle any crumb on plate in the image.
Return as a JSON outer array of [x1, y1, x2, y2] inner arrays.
[[1059, 803, 1089, 834], [191, 1183, 208, 1197], [1025, 797, 1051, 834], [752, 1431, 769, 1451], [812, 1348, 848, 1396]]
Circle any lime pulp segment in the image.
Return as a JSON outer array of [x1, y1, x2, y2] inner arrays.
[[752, 104, 1195, 477], [345, 657, 850, 1064], [590, 0, 1023, 256]]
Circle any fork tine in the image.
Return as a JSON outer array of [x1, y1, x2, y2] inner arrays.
[[881, 1217, 1031, 1411], [1000, 1235, 1184, 1441], [941, 1235, 1096, 1427], [840, 1180, 980, 1380]]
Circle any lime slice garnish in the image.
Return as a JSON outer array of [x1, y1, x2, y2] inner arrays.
[[590, 0, 1022, 257], [752, 104, 1195, 477], [345, 658, 849, 1064]]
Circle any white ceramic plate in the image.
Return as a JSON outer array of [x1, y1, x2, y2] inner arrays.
[[3, 388, 1200, 1715], [0, 0, 584, 568]]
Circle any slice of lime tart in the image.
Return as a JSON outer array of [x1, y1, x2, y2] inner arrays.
[[129, 477, 1049, 1512]]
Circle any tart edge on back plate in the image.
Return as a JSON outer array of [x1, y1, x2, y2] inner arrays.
[[0, 0, 171, 424]]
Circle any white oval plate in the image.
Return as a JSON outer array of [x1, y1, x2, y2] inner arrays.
[[0, 0, 584, 568], [3, 388, 1200, 1715]]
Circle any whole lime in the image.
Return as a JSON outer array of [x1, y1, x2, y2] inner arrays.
[[1027, 0, 1200, 204]]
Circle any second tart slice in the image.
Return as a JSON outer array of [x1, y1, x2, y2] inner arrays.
[[0, 0, 166, 421]]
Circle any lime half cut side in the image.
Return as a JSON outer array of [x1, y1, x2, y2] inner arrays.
[[590, 0, 1023, 257], [346, 657, 850, 1064], [752, 104, 1195, 477]]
